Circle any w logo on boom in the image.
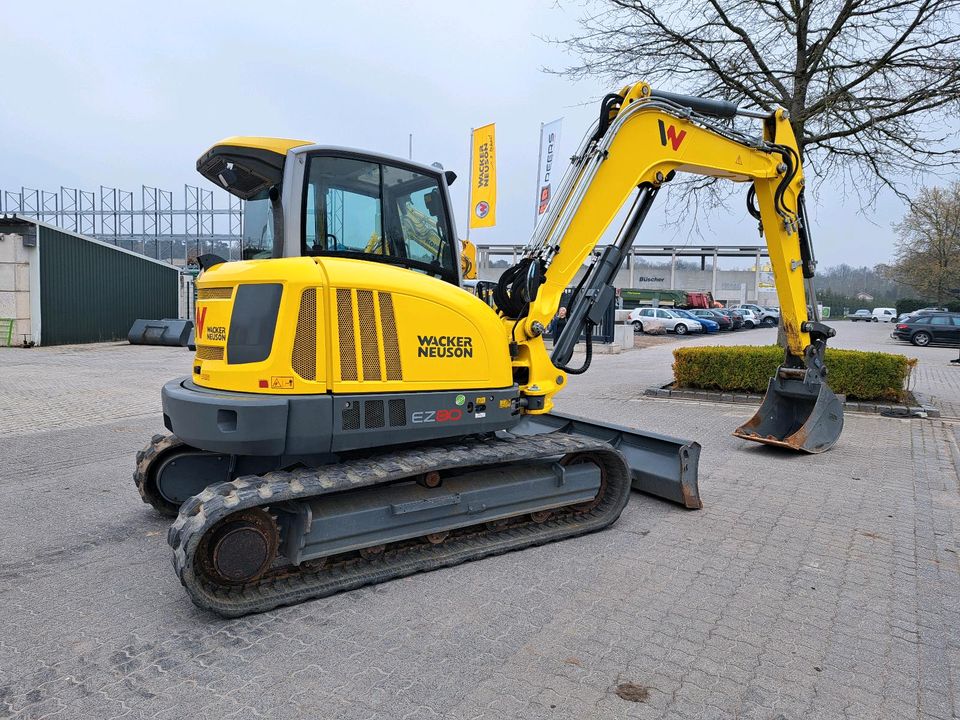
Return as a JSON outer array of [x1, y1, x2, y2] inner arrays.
[[657, 119, 686, 151]]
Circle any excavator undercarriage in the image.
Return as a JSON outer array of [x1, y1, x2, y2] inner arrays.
[[138, 412, 699, 616]]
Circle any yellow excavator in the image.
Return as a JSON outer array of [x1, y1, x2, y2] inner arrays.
[[135, 81, 842, 616]]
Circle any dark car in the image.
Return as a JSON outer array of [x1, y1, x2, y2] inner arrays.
[[891, 312, 960, 346], [690, 308, 732, 330], [716, 309, 744, 330]]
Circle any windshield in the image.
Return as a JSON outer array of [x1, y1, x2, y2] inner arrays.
[[302, 155, 458, 282], [241, 192, 273, 260]]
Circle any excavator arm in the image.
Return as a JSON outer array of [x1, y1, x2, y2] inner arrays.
[[496, 81, 842, 453]]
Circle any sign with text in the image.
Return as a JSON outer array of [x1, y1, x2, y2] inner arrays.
[[469, 124, 497, 229]]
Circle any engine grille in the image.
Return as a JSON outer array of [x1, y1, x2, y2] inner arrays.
[[335, 289, 403, 382], [338, 398, 407, 431], [194, 345, 224, 361], [363, 400, 385, 429], [196, 286, 233, 300], [388, 399, 406, 427], [292, 288, 317, 380], [342, 401, 360, 430], [336, 288, 358, 381]]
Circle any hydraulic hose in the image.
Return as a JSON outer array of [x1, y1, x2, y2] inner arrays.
[[558, 322, 594, 375]]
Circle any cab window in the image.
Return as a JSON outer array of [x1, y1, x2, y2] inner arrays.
[[302, 155, 458, 283]]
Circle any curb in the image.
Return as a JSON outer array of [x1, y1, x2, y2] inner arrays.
[[643, 386, 941, 418]]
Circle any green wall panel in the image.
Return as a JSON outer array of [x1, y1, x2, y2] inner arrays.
[[39, 227, 178, 345]]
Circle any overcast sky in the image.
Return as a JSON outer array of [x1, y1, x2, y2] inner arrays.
[[0, 0, 917, 269]]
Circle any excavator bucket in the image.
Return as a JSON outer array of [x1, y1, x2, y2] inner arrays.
[[733, 370, 844, 453]]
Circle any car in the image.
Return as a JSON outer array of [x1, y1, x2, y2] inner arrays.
[[849, 309, 873, 322], [729, 303, 778, 327], [891, 312, 960, 346], [673, 308, 719, 333], [737, 308, 759, 328], [715, 308, 744, 329], [895, 307, 948, 324], [690, 308, 733, 330], [629, 307, 703, 335], [624, 308, 666, 334], [872, 307, 896, 323]]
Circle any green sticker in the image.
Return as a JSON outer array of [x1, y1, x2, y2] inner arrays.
[[455, 394, 466, 406]]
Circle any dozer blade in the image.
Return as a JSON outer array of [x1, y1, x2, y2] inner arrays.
[[733, 371, 844, 453], [510, 410, 702, 509]]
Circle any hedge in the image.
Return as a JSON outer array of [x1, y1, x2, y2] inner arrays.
[[895, 298, 960, 315], [672, 345, 916, 402]]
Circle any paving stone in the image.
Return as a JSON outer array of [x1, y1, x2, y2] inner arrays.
[[1, 328, 958, 719]]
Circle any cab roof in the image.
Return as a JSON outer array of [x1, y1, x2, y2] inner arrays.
[[196, 136, 313, 200]]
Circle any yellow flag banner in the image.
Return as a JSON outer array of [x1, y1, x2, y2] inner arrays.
[[469, 123, 497, 229]]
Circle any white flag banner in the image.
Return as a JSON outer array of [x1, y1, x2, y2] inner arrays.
[[535, 118, 563, 219]]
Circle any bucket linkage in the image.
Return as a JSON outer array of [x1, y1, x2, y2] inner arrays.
[[733, 322, 843, 454]]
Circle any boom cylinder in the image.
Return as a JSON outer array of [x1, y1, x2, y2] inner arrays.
[[551, 185, 659, 368]]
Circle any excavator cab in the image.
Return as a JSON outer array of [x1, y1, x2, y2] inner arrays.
[[198, 138, 463, 285]]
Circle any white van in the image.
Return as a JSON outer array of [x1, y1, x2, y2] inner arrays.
[[872, 307, 896, 323]]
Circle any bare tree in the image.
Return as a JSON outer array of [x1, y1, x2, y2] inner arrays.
[[549, 0, 960, 204], [879, 181, 960, 301]]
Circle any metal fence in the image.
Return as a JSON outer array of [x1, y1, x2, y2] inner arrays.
[[0, 184, 244, 264]]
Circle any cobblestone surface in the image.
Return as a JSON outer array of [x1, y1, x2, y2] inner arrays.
[[1, 338, 958, 719]]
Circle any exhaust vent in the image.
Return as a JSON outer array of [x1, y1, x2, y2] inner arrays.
[[195, 345, 224, 361], [292, 288, 317, 380], [335, 289, 403, 383]]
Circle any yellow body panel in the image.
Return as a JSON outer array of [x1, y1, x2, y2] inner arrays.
[[193, 257, 512, 395]]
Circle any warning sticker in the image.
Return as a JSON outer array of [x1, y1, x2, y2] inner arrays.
[[271, 376, 294, 389]]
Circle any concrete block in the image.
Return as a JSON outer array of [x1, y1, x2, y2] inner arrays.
[[14, 236, 36, 264], [0, 263, 14, 291], [0, 291, 14, 318], [613, 324, 634, 350], [15, 291, 30, 320], [15, 263, 29, 291], [0, 234, 16, 263]]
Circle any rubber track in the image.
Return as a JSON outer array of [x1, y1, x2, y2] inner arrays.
[[167, 432, 631, 617], [134, 433, 185, 517]]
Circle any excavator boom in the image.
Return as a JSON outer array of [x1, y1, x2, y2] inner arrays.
[[494, 82, 842, 452]]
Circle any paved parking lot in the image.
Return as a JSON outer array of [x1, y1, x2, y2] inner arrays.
[[1, 329, 959, 719]]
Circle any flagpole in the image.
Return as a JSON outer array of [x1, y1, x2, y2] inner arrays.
[[533, 121, 544, 232], [466, 127, 474, 241]]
